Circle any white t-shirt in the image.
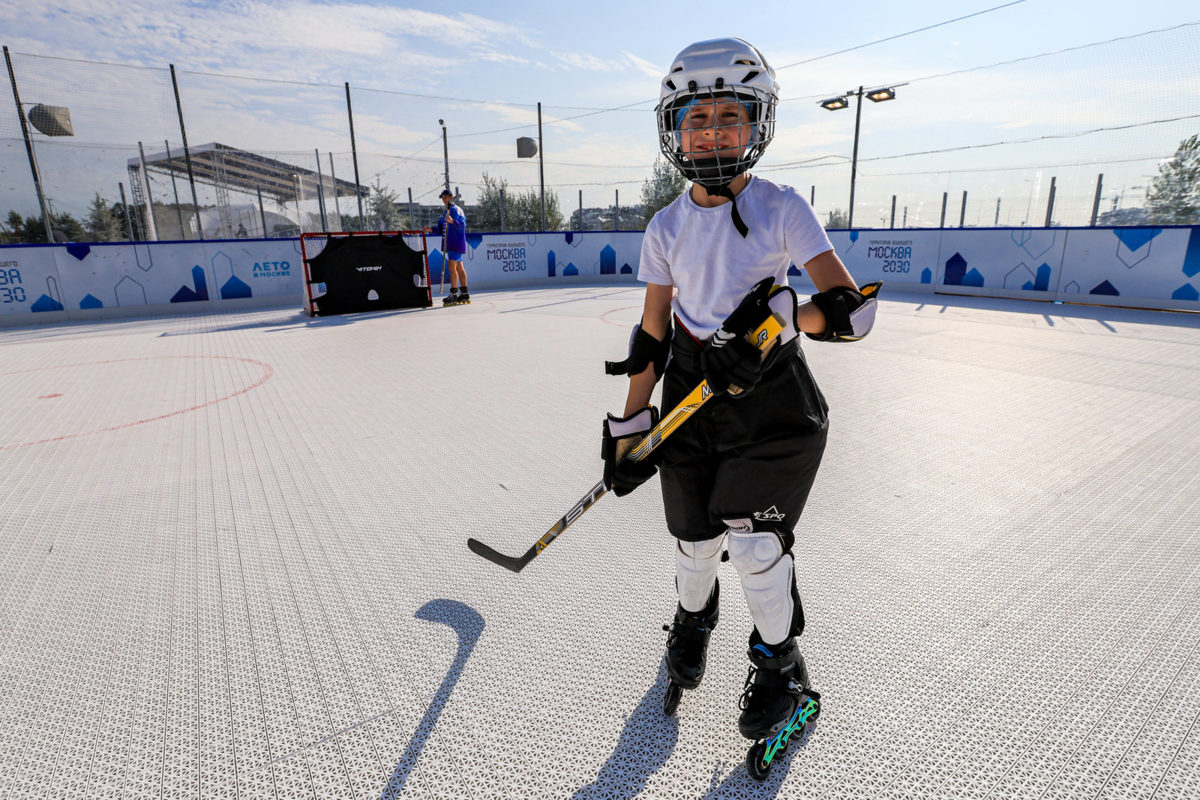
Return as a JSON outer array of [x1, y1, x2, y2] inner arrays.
[[638, 175, 833, 339]]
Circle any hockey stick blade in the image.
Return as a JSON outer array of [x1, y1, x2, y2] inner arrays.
[[466, 480, 608, 573], [467, 309, 786, 573], [466, 537, 536, 573]]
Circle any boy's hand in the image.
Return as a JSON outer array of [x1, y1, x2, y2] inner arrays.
[[601, 406, 660, 496], [701, 276, 774, 397], [701, 335, 763, 397]]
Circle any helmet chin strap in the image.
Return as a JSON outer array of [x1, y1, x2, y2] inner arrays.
[[703, 182, 749, 238]]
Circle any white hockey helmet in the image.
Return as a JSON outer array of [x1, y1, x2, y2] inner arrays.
[[656, 38, 779, 192]]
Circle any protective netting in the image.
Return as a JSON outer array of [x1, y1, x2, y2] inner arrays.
[[2, 22, 1199, 243]]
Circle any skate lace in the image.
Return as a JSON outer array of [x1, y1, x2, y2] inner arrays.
[[739, 666, 798, 710], [738, 665, 758, 710]]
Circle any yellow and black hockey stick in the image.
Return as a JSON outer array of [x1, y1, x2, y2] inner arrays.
[[467, 307, 786, 573]]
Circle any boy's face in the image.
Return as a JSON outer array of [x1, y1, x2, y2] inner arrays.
[[678, 98, 753, 161]]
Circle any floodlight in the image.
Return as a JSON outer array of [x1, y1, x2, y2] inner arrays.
[[866, 87, 896, 103], [27, 104, 73, 136], [820, 96, 850, 111]]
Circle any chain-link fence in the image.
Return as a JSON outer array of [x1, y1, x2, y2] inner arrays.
[[3, 21, 1199, 244]]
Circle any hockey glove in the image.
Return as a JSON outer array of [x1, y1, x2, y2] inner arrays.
[[605, 320, 672, 379], [700, 276, 776, 398], [602, 406, 660, 497], [807, 281, 883, 342], [701, 335, 763, 397]]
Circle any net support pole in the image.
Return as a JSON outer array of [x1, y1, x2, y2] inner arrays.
[[578, 190, 582, 231], [407, 187, 414, 231], [257, 185, 267, 237], [118, 182, 135, 241], [1044, 176, 1057, 228], [1090, 173, 1104, 227], [138, 141, 159, 241], [959, 190, 968, 228], [328, 153, 343, 225], [538, 102, 546, 231], [4, 46, 54, 242], [940, 191, 948, 228], [345, 83, 365, 229], [169, 64, 203, 240], [500, 187, 506, 232], [164, 140, 185, 237], [314, 149, 328, 230]]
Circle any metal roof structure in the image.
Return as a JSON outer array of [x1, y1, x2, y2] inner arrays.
[[128, 142, 365, 203]]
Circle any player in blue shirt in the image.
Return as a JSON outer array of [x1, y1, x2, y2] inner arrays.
[[428, 189, 470, 305]]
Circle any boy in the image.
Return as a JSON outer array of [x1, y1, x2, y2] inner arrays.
[[601, 38, 878, 756], [427, 189, 469, 305]]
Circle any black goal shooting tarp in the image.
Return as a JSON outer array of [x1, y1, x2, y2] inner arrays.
[[305, 234, 431, 316]]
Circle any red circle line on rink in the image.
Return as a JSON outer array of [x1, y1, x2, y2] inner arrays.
[[600, 305, 642, 328], [0, 355, 275, 451]]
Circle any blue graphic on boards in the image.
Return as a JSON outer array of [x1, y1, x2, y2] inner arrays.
[[31, 294, 63, 312], [30, 276, 62, 312], [547, 250, 556, 277], [221, 274, 252, 299], [563, 262, 578, 276], [620, 263, 633, 275], [921, 268, 932, 284], [1091, 280, 1119, 296], [170, 266, 208, 303], [79, 294, 103, 309], [1010, 229, 1056, 262], [66, 243, 90, 260], [943, 253, 984, 287], [599, 245, 615, 275], [1183, 228, 1200, 279], [1010, 263, 1052, 292], [1113, 228, 1161, 253]]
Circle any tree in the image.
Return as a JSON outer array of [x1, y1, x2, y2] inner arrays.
[[85, 194, 123, 242], [368, 177, 402, 230], [3, 210, 25, 243], [824, 209, 849, 229], [1146, 134, 1200, 225], [51, 211, 84, 242], [474, 172, 563, 231], [640, 156, 688, 226], [473, 172, 507, 232]]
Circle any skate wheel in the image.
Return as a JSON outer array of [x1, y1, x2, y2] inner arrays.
[[746, 741, 770, 781], [663, 681, 683, 716]]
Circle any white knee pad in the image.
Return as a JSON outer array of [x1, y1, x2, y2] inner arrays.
[[676, 535, 726, 612], [726, 528, 795, 645]]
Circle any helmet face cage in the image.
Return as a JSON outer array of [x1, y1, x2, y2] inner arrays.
[[657, 85, 776, 191]]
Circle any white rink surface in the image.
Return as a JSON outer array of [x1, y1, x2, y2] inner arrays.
[[1, 285, 1199, 800]]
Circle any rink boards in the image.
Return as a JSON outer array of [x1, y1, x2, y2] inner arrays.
[[2, 225, 1198, 323]]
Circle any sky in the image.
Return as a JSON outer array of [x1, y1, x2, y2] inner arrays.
[[2, 0, 1199, 229]]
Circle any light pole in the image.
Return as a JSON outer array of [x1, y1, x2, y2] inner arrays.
[[439, 119, 450, 193], [818, 84, 903, 230]]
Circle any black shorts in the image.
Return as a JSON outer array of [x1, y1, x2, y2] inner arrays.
[[658, 326, 829, 545]]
